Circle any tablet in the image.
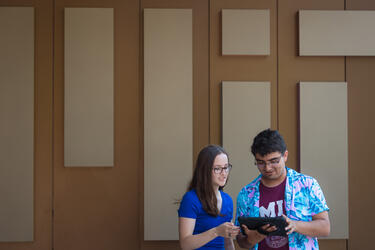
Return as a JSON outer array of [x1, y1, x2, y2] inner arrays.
[[238, 216, 288, 236]]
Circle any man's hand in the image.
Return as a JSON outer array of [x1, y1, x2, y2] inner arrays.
[[283, 214, 297, 235], [236, 224, 277, 249]]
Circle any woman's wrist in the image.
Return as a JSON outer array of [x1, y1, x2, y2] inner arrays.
[[211, 226, 219, 238]]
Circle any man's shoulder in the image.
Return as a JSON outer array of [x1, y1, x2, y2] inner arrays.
[[238, 176, 261, 194], [287, 167, 318, 188]]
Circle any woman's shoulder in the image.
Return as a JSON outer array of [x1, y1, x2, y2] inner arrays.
[[179, 189, 202, 218], [181, 189, 199, 203]]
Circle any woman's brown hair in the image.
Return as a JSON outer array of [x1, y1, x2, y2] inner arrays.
[[188, 144, 228, 217]]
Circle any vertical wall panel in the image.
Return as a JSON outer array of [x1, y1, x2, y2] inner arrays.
[[64, 8, 114, 167], [222, 82, 271, 212], [0, 7, 34, 242], [299, 82, 348, 239], [144, 8, 193, 240]]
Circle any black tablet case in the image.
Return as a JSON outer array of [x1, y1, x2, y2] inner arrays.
[[238, 216, 288, 236]]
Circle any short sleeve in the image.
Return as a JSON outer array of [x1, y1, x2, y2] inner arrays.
[[309, 178, 329, 215], [178, 191, 199, 219], [234, 189, 246, 226]]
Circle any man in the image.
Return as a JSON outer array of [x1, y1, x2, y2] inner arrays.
[[235, 129, 330, 250]]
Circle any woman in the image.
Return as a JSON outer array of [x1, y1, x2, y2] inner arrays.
[[178, 145, 240, 250]]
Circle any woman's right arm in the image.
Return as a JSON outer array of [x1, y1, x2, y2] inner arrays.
[[179, 217, 238, 250], [179, 217, 217, 250]]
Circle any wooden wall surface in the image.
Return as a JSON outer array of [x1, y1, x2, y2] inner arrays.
[[346, 1, 375, 249], [0, 0, 374, 249]]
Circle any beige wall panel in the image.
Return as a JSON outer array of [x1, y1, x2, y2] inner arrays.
[[64, 8, 114, 167], [299, 10, 375, 56], [222, 9, 270, 55], [0, 7, 34, 242], [144, 8, 193, 240], [222, 82, 271, 213], [140, 1, 209, 249], [299, 82, 348, 239]]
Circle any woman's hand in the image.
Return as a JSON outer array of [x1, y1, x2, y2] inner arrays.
[[215, 222, 240, 239]]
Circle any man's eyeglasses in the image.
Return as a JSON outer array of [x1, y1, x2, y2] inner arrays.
[[212, 164, 232, 174], [254, 156, 282, 168]]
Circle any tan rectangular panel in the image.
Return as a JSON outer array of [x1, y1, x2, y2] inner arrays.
[[64, 8, 114, 167], [0, 6, 34, 242], [144, 8, 193, 240], [222, 82, 271, 213], [299, 10, 375, 56], [299, 82, 348, 239], [222, 9, 270, 55]]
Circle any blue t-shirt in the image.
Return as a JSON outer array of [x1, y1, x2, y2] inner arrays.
[[178, 189, 233, 250]]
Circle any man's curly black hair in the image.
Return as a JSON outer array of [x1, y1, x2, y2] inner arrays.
[[251, 129, 287, 157]]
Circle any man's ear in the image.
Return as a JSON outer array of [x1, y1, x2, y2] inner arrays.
[[283, 150, 288, 162]]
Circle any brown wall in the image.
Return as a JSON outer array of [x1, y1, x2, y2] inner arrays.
[[0, 0, 374, 249], [346, 2, 375, 250]]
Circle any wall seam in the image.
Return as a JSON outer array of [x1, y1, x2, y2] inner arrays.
[[51, 0, 56, 249], [344, 0, 350, 250], [138, 1, 143, 249], [208, 0, 212, 144], [276, 0, 279, 130]]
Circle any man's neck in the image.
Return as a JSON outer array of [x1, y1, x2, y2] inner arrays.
[[261, 173, 287, 188]]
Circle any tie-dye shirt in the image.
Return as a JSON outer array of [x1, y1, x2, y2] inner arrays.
[[235, 167, 329, 250]]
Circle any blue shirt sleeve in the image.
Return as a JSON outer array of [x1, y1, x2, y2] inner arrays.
[[178, 191, 199, 219]]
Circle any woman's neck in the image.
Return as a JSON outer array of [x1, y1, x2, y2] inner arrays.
[[213, 185, 220, 196]]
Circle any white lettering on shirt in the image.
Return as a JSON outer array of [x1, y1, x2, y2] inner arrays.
[[259, 200, 284, 217]]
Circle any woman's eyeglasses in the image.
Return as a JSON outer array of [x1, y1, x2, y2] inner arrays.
[[212, 164, 232, 174]]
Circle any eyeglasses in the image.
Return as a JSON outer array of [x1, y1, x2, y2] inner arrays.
[[254, 156, 282, 168], [212, 164, 232, 174]]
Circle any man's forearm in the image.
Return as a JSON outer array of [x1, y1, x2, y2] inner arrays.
[[224, 238, 235, 250], [236, 234, 253, 249], [295, 218, 330, 237]]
